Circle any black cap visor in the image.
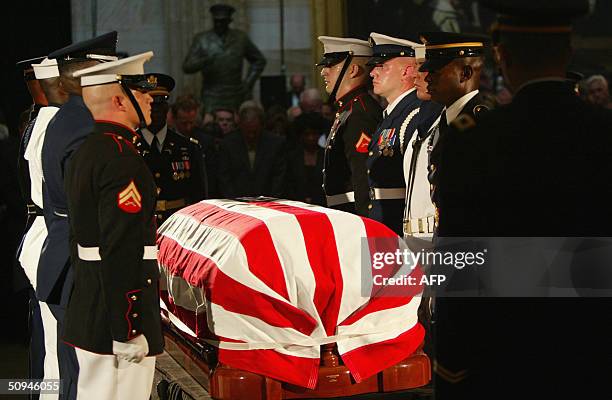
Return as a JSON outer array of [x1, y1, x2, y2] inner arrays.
[[120, 75, 158, 91], [316, 52, 348, 67]]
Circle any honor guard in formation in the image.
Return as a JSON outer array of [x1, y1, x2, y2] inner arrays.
[[318, 36, 381, 215], [16, 56, 67, 397], [65, 51, 164, 400], [403, 46, 444, 240], [418, 31, 490, 237], [407, 31, 489, 397], [136, 73, 206, 223], [41, 31, 119, 399], [366, 33, 437, 235]]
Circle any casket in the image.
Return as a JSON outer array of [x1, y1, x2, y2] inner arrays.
[[157, 199, 431, 399]]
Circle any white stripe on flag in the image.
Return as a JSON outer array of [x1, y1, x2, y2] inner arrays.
[[159, 212, 289, 304]]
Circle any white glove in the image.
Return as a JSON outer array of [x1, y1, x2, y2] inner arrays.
[[112, 334, 149, 363]]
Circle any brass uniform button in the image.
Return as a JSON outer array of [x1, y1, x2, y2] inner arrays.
[[368, 151, 373, 156], [154, 172, 160, 178], [131, 295, 138, 301], [131, 329, 137, 335], [368, 204, 373, 210], [146, 278, 152, 285], [367, 169, 370, 174], [132, 313, 138, 318]]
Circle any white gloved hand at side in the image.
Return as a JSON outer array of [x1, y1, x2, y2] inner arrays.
[[112, 334, 149, 363]]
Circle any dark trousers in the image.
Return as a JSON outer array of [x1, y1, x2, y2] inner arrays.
[[28, 290, 44, 400], [48, 304, 79, 400]]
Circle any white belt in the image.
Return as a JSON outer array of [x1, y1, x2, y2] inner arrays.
[[326, 191, 355, 207], [370, 187, 405, 200], [403, 215, 436, 235], [77, 244, 158, 261]]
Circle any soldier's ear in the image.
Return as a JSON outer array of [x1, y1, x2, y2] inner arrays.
[[112, 94, 127, 112], [461, 65, 473, 82]]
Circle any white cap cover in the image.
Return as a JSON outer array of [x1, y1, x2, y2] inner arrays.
[[73, 51, 154, 87], [318, 36, 372, 57], [369, 32, 424, 50], [32, 58, 59, 79]]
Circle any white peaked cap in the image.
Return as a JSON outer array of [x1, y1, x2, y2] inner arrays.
[[318, 36, 372, 56], [32, 58, 59, 79], [73, 51, 154, 87], [369, 32, 424, 50]]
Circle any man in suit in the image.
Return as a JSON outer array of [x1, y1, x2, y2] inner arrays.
[[183, 3, 267, 113], [285, 73, 305, 109], [66, 51, 163, 400], [40, 31, 118, 400], [136, 73, 206, 223], [317, 35, 381, 216], [218, 103, 286, 198], [366, 33, 436, 235], [417, 31, 490, 237], [432, 1, 612, 398]]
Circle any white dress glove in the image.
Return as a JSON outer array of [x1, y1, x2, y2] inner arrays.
[[112, 334, 149, 363]]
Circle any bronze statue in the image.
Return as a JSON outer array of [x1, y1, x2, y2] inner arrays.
[[183, 4, 267, 114]]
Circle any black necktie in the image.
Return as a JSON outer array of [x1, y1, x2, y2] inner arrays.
[[383, 110, 389, 119], [151, 135, 161, 156]]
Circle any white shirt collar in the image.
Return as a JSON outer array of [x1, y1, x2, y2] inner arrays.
[[384, 87, 416, 117], [140, 124, 167, 149], [445, 89, 479, 123]]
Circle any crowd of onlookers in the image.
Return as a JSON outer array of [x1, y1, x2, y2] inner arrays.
[[133, 70, 612, 206]]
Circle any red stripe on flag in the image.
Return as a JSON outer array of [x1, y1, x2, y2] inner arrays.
[[341, 323, 425, 383], [337, 217, 424, 327], [218, 347, 320, 389], [253, 201, 344, 336], [158, 235, 317, 335], [177, 202, 289, 301]]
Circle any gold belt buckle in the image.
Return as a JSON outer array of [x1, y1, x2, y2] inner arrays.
[[156, 200, 167, 211], [403, 219, 411, 235]]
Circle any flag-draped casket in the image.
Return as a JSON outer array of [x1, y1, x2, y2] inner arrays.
[[157, 199, 424, 389]]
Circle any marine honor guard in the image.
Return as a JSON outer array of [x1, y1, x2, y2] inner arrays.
[[136, 73, 206, 223], [417, 32, 490, 236], [366, 33, 436, 235], [318, 36, 382, 215], [65, 51, 164, 400]]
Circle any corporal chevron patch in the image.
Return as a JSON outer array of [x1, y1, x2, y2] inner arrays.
[[355, 132, 371, 153], [118, 180, 142, 213]]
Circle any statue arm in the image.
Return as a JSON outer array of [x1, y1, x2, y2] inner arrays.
[[243, 36, 267, 90], [183, 35, 208, 74]]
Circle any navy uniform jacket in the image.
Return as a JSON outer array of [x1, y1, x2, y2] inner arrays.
[[217, 131, 286, 198], [366, 89, 422, 235], [39, 95, 93, 305], [135, 128, 206, 223], [63, 121, 163, 355], [323, 85, 382, 216], [433, 81, 612, 398]]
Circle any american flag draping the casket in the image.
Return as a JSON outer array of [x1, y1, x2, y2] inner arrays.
[[157, 199, 425, 389]]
